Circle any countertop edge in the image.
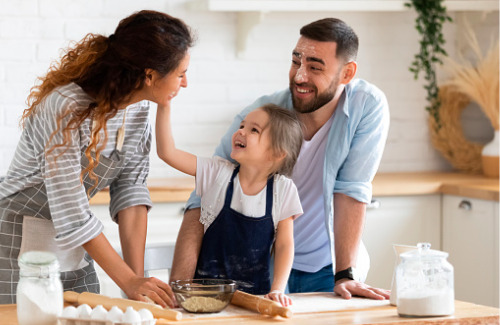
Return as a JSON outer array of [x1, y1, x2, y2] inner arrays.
[[89, 172, 499, 205]]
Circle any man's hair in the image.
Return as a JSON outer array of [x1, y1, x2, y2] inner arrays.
[[259, 104, 303, 177], [300, 18, 358, 63]]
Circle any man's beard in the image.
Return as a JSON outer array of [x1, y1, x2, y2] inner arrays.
[[290, 75, 340, 114]]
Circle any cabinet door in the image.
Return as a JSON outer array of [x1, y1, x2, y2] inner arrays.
[[90, 202, 185, 297], [362, 195, 441, 290], [442, 195, 499, 308]]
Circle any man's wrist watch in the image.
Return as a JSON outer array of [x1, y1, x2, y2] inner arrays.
[[334, 267, 359, 283]]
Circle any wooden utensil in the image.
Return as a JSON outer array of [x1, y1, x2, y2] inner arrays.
[[230, 290, 292, 318], [63, 291, 182, 321]]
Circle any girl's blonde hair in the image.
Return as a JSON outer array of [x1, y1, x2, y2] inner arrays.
[[259, 104, 303, 177], [21, 10, 193, 194]]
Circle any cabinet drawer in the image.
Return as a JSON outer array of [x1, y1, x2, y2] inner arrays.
[[442, 195, 499, 307]]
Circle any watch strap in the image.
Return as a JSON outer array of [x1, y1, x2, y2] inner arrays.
[[334, 267, 355, 282]]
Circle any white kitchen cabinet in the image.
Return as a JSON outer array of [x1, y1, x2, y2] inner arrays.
[[362, 195, 441, 290], [90, 202, 185, 297], [442, 195, 499, 308]]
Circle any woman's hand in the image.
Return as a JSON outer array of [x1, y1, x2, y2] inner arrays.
[[264, 290, 292, 307], [83, 234, 177, 308], [125, 275, 176, 308]]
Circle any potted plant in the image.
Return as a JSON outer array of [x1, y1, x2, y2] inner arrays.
[[405, 0, 453, 129]]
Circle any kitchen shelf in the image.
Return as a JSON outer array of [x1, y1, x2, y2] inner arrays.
[[188, 0, 499, 57], [189, 0, 499, 12]]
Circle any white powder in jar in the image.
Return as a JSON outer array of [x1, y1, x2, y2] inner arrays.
[[397, 291, 454, 317], [181, 296, 228, 313], [17, 285, 62, 325]]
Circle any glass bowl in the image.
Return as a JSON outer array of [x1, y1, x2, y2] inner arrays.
[[171, 279, 237, 313]]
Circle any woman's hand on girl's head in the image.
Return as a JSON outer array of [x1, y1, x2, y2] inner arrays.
[[125, 275, 176, 308], [264, 290, 292, 307]]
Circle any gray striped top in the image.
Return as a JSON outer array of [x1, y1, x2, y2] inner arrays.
[[0, 83, 152, 250]]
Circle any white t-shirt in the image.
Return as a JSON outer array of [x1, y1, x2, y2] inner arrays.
[[196, 156, 303, 232], [291, 112, 335, 272]]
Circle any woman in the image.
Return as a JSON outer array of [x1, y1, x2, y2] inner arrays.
[[0, 10, 193, 307]]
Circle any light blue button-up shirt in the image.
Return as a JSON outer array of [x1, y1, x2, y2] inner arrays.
[[186, 78, 390, 279]]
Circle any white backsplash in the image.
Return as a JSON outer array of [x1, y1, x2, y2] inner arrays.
[[0, 1, 497, 178]]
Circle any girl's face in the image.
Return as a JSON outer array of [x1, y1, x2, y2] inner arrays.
[[231, 108, 276, 170], [147, 53, 190, 106]]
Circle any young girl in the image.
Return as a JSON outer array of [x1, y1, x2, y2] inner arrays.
[[156, 102, 303, 306]]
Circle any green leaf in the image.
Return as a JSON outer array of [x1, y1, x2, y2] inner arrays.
[[405, 0, 451, 126]]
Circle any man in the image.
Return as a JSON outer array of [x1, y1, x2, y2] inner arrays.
[[171, 18, 390, 300]]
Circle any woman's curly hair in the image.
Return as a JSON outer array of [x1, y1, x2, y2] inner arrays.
[[21, 10, 194, 194]]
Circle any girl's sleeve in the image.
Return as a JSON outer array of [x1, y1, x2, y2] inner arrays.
[[195, 156, 233, 197], [277, 176, 303, 221], [109, 123, 153, 222], [38, 99, 103, 251]]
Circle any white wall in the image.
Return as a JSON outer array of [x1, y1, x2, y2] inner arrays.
[[0, 1, 498, 178]]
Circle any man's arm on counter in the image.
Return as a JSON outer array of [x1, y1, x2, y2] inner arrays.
[[170, 208, 203, 281], [333, 194, 390, 300]]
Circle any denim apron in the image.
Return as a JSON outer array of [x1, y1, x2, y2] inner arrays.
[[195, 166, 275, 295]]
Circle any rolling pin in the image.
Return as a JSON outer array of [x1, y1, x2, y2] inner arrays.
[[230, 290, 293, 318], [64, 291, 182, 321]]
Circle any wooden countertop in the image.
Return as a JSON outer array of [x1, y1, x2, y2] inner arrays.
[[372, 172, 499, 201], [2, 299, 498, 325], [89, 172, 499, 205]]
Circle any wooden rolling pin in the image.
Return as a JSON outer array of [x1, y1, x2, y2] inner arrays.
[[230, 290, 292, 318], [64, 291, 182, 321]]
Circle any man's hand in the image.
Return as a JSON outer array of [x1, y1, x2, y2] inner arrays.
[[334, 279, 390, 300]]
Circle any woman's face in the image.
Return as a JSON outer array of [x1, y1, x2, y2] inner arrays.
[[148, 53, 190, 106]]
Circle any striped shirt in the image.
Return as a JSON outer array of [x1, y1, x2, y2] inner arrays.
[[0, 82, 152, 251]]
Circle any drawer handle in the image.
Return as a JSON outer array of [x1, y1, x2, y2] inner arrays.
[[367, 199, 380, 210], [458, 200, 472, 211]]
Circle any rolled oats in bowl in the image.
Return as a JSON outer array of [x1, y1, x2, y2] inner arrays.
[[171, 279, 237, 313]]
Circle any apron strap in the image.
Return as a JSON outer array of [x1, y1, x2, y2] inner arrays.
[[223, 165, 240, 208], [91, 108, 127, 152], [264, 175, 274, 216], [223, 165, 274, 217]]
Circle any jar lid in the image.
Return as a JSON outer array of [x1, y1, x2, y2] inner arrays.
[[18, 251, 60, 277], [400, 242, 448, 260]]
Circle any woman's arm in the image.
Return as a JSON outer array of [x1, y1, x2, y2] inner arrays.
[[117, 205, 147, 276], [83, 232, 175, 307], [155, 103, 197, 176], [267, 216, 295, 307]]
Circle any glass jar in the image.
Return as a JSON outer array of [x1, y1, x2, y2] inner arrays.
[[16, 251, 63, 325], [396, 242, 454, 317]]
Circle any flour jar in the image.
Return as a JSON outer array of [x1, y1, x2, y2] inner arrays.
[[396, 243, 454, 317], [16, 251, 63, 325], [389, 244, 416, 306]]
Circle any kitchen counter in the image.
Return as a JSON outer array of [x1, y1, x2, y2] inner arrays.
[[89, 172, 499, 205], [372, 172, 499, 201], [2, 298, 499, 324]]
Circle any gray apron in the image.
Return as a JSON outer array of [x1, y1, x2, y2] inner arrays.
[[0, 118, 128, 303]]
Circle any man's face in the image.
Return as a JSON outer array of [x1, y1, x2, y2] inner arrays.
[[289, 37, 344, 114]]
